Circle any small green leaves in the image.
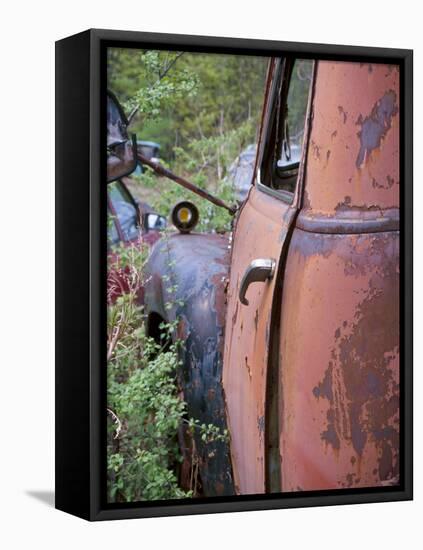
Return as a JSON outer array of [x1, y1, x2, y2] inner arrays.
[[125, 51, 199, 123]]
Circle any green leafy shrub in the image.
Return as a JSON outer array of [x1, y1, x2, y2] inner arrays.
[[107, 331, 190, 502], [107, 239, 227, 502]]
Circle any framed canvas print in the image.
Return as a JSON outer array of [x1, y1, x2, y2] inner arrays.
[[55, 29, 413, 520]]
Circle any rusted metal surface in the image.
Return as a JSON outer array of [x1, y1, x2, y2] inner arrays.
[[302, 61, 399, 217], [220, 57, 308, 495], [144, 233, 235, 496], [278, 60, 400, 491], [221, 59, 400, 495], [222, 186, 297, 495], [279, 230, 399, 490], [296, 206, 399, 234], [137, 151, 237, 214]]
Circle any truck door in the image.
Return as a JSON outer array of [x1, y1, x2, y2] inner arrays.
[[222, 57, 315, 494]]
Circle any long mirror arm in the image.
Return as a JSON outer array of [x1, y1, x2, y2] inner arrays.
[[136, 150, 237, 215]]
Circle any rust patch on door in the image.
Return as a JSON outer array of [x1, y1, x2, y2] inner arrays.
[[356, 90, 398, 168]]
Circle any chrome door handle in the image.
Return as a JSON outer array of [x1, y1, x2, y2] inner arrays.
[[239, 258, 276, 306]]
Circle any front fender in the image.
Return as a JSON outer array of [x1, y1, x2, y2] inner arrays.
[[144, 232, 235, 497]]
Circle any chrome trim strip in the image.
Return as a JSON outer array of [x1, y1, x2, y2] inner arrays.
[[256, 174, 294, 205]]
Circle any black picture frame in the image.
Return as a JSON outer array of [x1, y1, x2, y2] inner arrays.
[[55, 28, 413, 521]]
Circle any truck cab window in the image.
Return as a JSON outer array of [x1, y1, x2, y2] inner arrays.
[[260, 58, 313, 202]]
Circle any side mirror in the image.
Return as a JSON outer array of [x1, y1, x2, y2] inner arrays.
[[107, 134, 137, 183], [107, 91, 138, 183], [143, 213, 167, 232], [275, 141, 301, 179], [275, 159, 300, 179]]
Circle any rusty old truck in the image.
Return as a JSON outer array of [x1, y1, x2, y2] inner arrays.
[[108, 56, 400, 497]]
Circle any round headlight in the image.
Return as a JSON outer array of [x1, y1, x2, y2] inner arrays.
[[171, 201, 199, 233]]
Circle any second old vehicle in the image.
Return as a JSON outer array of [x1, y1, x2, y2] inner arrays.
[[108, 56, 400, 497]]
